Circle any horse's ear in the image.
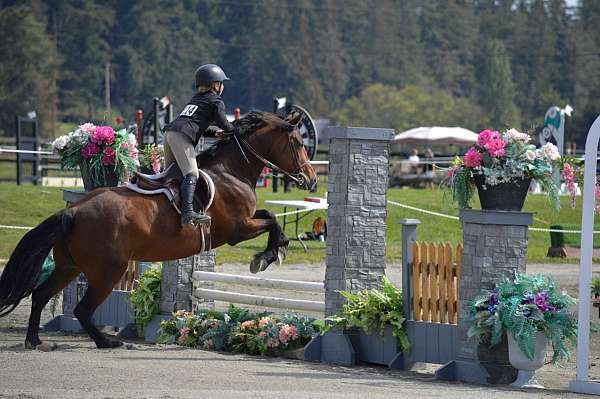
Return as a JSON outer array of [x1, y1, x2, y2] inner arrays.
[[286, 111, 303, 128]]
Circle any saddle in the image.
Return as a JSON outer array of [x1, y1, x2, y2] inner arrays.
[[126, 164, 215, 216]]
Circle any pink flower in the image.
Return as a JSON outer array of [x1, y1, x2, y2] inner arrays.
[[91, 126, 116, 145], [101, 147, 116, 165], [151, 151, 161, 173], [484, 139, 506, 158], [81, 143, 100, 158], [477, 129, 500, 147], [80, 123, 96, 134], [278, 324, 298, 345], [463, 148, 483, 168], [178, 327, 191, 345], [258, 317, 272, 328], [240, 320, 256, 330], [447, 166, 458, 178]]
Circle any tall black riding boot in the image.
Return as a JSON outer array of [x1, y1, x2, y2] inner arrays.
[[180, 174, 211, 227]]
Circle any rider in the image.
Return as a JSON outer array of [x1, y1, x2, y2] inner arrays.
[[163, 64, 237, 227]]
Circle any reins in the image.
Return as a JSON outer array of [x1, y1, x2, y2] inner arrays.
[[236, 132, 309, 187]]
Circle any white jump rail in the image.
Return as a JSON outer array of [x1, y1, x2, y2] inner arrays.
[[192, 271, 324, 313]]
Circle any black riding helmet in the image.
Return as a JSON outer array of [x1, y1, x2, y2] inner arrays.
[[195, 64, 229, 87]]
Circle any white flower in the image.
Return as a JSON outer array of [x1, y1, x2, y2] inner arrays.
[[524, 150, 537, 161], [504, 128, 531, 143], [541, 143, 560, 161], [128, 133, 138, 146], [52, 135, 69, 151]]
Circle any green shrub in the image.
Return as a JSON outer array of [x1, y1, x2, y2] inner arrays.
[[551, 224, 600, 248], [129, 265, 162, 335], [323, 276, 410, 354]]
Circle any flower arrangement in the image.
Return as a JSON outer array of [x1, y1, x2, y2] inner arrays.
[[448, 128, 562, 209], [141, 144, 164, 174], [323, 276, 410, 354], [157, 304, 320, 356], [52, 122, 139, 187], [465, 273, 577, 363]]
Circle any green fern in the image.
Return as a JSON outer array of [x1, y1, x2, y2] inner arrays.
[[323, 277, 410, 354]]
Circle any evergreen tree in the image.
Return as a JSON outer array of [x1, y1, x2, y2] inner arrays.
[[0, 4, 58, 136], [477, 40, 520, 128]]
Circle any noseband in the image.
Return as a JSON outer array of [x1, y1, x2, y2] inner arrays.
[[235, 130, 311, 188]]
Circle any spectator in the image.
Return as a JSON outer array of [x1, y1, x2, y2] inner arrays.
[[408, 148, 420, 173], [424, 148, 435, 188]]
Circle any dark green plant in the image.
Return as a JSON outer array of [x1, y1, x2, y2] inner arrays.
[[323, 276, 410, 355], [465, 273, 577, 363], [591, 276, 600, 298], [549, 225, 565, 248], [129, 265, 162, 335]]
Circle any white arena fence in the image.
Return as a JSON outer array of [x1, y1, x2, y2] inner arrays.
[[191, 270, 325, 313]]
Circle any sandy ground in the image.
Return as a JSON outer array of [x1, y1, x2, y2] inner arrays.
[[0, 262, 598, 398]]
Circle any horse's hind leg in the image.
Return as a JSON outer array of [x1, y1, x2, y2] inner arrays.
[[73, 261, 128, 349], [25, 245, 78, 349], [248, 209, 289, 273]]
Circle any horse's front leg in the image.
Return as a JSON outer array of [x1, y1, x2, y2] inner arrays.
[[238, 209, 288, 274]]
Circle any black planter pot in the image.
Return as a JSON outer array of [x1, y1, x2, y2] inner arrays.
[[473, 174, 532, 211], [80, 163, 119, 192]]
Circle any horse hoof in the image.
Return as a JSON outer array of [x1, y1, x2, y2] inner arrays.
[[258, 258, 269, 272], [25, 341, 57, 351], [97, 339, 123, 349], [250, 256, 262, 274], [278, 247, 288, 262]]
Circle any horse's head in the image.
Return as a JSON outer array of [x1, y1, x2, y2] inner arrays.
[[237, 111, 318, 191]]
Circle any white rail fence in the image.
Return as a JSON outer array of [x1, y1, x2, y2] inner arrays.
[[191, 271, 324, 313]]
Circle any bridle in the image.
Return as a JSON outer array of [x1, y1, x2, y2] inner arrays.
[[233, 127, 312, 189]]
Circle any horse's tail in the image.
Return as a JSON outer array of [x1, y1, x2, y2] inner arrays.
[[0, 208, 76, 317]]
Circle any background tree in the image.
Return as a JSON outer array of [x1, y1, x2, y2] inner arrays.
[[0, 5, 58, 137]]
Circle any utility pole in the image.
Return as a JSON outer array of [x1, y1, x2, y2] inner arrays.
[[105, 61, 111, 121]]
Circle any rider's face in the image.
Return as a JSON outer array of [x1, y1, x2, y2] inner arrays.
[[214, 81, 224, 95]]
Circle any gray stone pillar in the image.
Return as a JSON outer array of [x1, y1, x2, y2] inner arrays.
[[437, 209, 533, 385], [193, 250, 216, 311], [324, 126, 395, 317], [312, 126, 394, 365]]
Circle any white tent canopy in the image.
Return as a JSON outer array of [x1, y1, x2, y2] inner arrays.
[[394, 126, 478, 145]]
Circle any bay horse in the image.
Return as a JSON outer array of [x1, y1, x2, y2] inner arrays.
[[0, 111, 317, 349]]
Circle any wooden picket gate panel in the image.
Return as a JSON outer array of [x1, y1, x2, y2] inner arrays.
[[411, 242, 462, 324]]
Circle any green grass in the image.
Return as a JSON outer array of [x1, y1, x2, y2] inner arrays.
[[0, 182, 589, 265]]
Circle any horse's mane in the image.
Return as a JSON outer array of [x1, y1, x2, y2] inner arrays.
[[199, 111, 292, 159]]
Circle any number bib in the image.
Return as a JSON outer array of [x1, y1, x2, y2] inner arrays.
[[180, 104, 198, 117]]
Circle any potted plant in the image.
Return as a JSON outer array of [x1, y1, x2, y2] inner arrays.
[[448, 128, 562, 211], [323, 276, 410, 367], [52, 123, 139, 191], [141, 143, 164, 174], [465, 273, 577, 388]]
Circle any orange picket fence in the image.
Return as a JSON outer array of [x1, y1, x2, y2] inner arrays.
[[411, 242, 462, 324]]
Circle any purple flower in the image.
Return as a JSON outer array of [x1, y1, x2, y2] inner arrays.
[[489, 293, 498, 305]]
